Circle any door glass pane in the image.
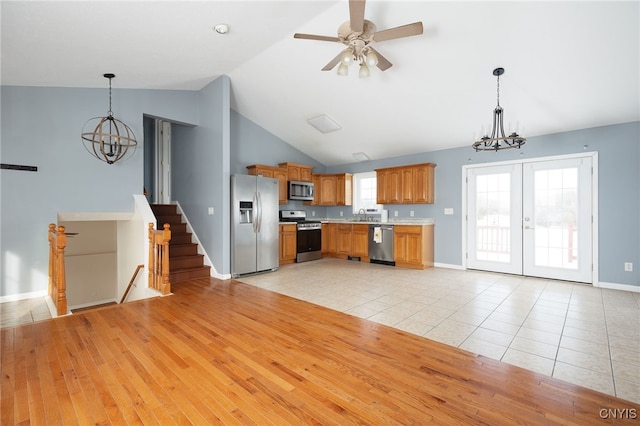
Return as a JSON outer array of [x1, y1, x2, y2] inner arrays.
[[533, 168, 578, 270], [475, 172, 511, 263]]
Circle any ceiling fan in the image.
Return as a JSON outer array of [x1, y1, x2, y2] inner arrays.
[[293, 0, 423, 76]]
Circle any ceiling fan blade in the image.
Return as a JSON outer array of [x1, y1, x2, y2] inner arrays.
[[372, 22, 423, 42], [294, 33, 340, 43], [321, 52, 343, 71], [369, 47, 392, 71], [349, 0, 366, 33]]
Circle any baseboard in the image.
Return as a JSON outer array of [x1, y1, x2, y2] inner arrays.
[[596, 281, 640, 293], [0, 289, 47, 303], [69, 298, 116, 311], [434, 262, 465, 270]]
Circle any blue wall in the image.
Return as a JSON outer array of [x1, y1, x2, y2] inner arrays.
[[0, 85, 198, 296], [325, 122, 640, 287], [171, 76, 231, 275], [1, 80, 638, 297]]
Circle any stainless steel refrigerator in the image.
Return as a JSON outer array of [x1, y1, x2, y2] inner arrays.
[[231, 174, 279, 277]]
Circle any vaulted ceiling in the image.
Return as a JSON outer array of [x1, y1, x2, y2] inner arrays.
[[2, 1, 638, 166]]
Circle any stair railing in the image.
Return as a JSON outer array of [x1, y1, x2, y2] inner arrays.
[[148, 222, 171, 295], [48, 224, 68, 316], [120, 264, 145, 304]]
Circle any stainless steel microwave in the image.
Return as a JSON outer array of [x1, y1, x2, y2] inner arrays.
[[288, 180, 315, 201]]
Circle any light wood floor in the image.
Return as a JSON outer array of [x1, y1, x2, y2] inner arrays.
[[2, 277, 638, 425]]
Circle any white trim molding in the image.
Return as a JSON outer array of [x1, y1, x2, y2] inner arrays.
[[596, 282, 640, 293]]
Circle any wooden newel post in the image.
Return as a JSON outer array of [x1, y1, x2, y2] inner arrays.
[[161, 223, 171, 295], [148, 222, 171, 295], [148, 222, 155, 289], [56, 226, 68, 315], [48, 224, 68, 316]]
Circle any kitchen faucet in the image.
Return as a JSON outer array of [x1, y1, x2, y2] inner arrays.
[[358, 208, 366, 221]]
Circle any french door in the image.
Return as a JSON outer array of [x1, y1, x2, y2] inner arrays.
[[466, 155, 594, 283]]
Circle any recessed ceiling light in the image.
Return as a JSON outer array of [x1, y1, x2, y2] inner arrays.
[[307, 114, 341, 134], [214, 24, 229, 35]]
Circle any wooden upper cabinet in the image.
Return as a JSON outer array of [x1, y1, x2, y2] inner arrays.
[[247, 164, 288, 204], [279, 162, 313, 182], [314, 173, 352, 206], [319, 175, 337, 206], [401, 167, 414, 203], [376, 169, 388, 204], [375, 163, 436, 205], [413, 163, 435, 204]]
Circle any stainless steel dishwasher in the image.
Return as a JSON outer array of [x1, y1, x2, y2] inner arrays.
[[368, 224, 395, 266]]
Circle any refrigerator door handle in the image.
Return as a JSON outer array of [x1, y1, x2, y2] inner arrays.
[[252, 192, 258, 233], [256, 191, 262, 233]]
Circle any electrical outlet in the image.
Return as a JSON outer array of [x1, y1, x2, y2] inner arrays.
[[394, 210, 398, 217], [624, 262, 633, 272], [410, 211, 414, 217], [340, 211, 343, 217], [311, 211, 315, 216]]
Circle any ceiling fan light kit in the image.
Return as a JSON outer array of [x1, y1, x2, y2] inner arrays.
[[294, 0, 423, 78], [81, 73, 138, 165], [472, 67, 527, 152]]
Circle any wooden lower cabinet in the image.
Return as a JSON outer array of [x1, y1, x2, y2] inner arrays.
[[352, 225, 369, 258], [279, 224, 297, 265], [321, 223, 336, 255], [326, 223, 369, 261], [336, 224, 352, 256], [393, 225, 434, 270]]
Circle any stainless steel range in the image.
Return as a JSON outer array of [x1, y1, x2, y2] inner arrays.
[[280, 210, 322, 263]]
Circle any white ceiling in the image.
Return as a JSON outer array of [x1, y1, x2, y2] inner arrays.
[[2, 1, 639, 166]]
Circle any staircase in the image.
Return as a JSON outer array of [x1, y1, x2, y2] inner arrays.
[[150, 204, 211, 282]]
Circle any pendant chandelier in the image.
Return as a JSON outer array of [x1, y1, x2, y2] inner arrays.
[[81, 73, 137, 164], [472, 67, 526, 152]]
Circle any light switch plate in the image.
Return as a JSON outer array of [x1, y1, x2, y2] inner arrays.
[[444, 208, 454, 215], [208, 207, 214, 215]]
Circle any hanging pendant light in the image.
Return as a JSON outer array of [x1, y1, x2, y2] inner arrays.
[[472, 67, 526, 152], [81, 73, 137, 164]]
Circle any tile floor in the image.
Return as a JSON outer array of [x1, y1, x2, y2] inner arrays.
[[238, 258, 640, 404], [2, 258, 638, 404], [0, 296, 53, 329]]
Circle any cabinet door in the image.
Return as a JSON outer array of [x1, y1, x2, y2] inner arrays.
[[336, 224, 352, 255], [300, 167, 312, 182], [279, 224, 297, 264], [393, 231, 408, 262], [376, 170, 388, 204], [322, 223, 337, 255], [352, 225, 369, 258], [406, 232, 423, 264], [287, 166, 301, 181], [386, 169, 401, 204], [413, 164, 435, 204], [401, 167, 414, 203], [319, 175, 337, 206], [336, 175, 345, 206], [273, 168, 289, 204]]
